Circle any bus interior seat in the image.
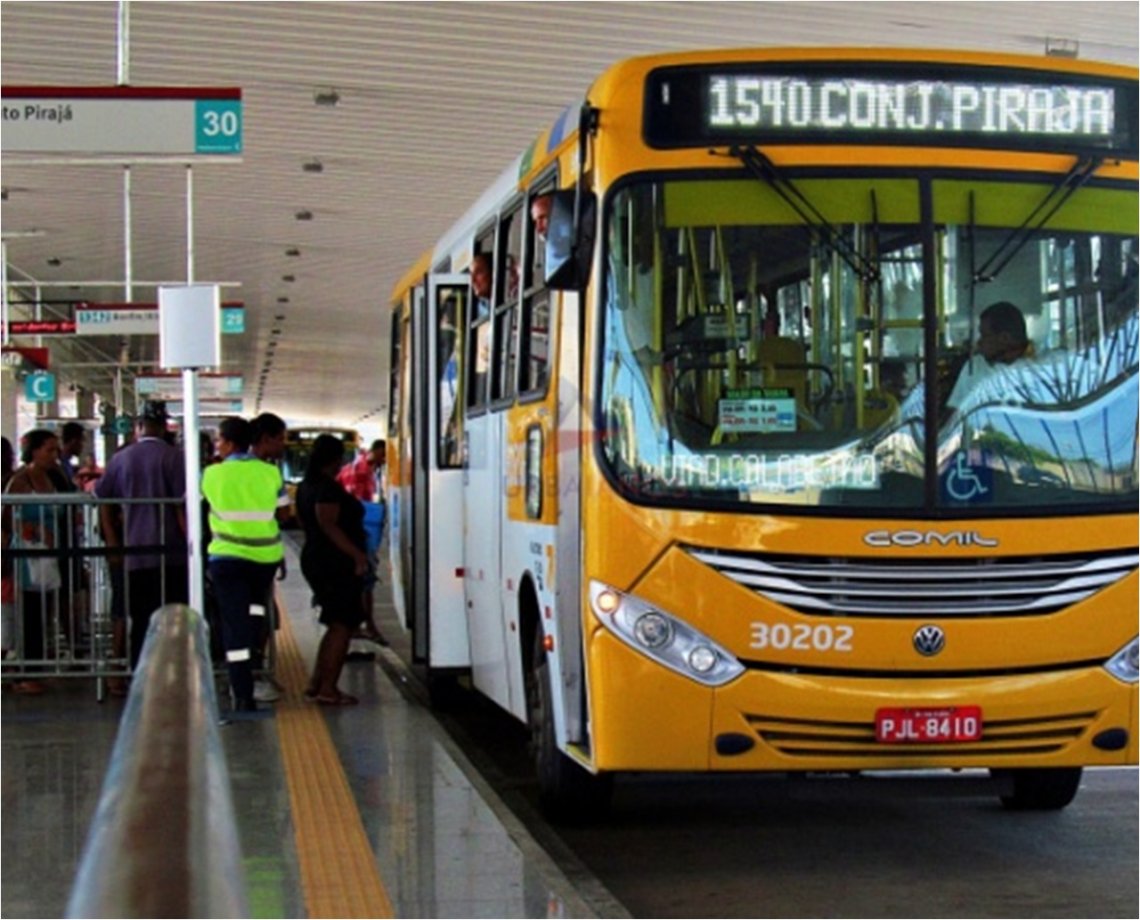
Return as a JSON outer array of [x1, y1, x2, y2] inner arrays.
[[756, 336, 809, 414], [861, 389, 900, 429]]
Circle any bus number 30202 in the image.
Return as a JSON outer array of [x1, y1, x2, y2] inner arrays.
[[750, 622, 854, 652]]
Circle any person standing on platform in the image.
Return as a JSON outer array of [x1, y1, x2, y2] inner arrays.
[[248, 412, 290, 703], [94, 401, 188, 671], [201, 416, 284, 712], [57, 422, 87, 489], [336, 438, 387, 646], [297, 434, 368, 705], [3, 429, 64, 694], [336, 439, 383, 503]]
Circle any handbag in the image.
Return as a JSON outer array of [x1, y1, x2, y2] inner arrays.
[[18, 537, 61, 592]]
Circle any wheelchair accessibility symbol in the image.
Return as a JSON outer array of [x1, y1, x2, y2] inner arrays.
[[943, 453, 993, 503]]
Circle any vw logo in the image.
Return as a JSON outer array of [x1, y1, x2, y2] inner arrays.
[[913, 625, 946, 657]]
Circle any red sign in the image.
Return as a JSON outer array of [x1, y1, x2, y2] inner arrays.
[[3, 320, 76, 336], [875, 706, 983, 743], [1, 346, 50, 369]]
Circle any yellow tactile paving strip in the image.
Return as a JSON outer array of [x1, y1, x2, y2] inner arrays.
[[273, 595, 395, 919]]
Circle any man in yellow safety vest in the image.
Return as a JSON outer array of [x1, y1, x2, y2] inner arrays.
[[202, 416, 284, 712]]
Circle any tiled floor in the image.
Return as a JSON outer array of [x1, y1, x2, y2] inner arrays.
[[1, 540, 605, 919]]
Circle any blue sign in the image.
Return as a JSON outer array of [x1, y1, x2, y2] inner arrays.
[[221, 307, 245, 334], [942, 452, 994, 504], [195, 99, 243, 154], [24, 371, 56, 402]]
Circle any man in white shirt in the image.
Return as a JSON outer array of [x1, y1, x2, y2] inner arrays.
[[946, 301, 1031, 411]]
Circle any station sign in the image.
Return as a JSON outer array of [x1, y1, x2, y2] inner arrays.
[[221, 306, 245, 334], [75, 306, 158, 336], [136, 372, 243, 399], [1, 86, 243, 156], [1, 347, 50, 373], [73, 302, 244, 335], [24, 371, 57, 402], [164, 399, 245, 416], [3, 320, 76, 336]]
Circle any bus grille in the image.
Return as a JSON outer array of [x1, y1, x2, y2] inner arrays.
[[687, 547, 1137, 618], [745, 711, 1095, 758]]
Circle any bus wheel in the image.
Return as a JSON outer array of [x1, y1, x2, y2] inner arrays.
[[993, 767, 1082, 810], [528, 633, 612, 823]]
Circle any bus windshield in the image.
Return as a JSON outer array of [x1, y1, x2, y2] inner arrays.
[[281, 428, 360, 484], [598, 175, 1138, 513]]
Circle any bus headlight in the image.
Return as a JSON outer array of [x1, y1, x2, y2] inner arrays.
[[589, 581, 744, 687], [634, 612, 673, 649], [1104, 637, 1139, 683]]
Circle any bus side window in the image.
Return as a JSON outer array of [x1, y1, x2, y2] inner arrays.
[[492, 206, 522, 402], [437, 287, 464, 468], [388, 307, 403, 440], [521, 188, 555, 395], [467, 230, 495, 410]]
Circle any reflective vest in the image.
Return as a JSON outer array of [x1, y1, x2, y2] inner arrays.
[[202, 457, 284, 564]]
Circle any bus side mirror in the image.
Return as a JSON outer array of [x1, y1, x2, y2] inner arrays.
[[544, 189, 596, 292]]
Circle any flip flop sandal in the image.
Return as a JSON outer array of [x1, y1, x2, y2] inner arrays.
[[314, 692, 359, 706]]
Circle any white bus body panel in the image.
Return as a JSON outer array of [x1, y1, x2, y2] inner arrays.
[[427, 470, 468, 666], [463, 411, 512, 709]]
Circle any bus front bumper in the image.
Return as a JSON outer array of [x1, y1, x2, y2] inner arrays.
[[588, 630, 1138, 772]]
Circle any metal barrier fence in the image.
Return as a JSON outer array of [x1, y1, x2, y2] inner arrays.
[[1, 492, 277, 700], [66, 604, 250, 919]]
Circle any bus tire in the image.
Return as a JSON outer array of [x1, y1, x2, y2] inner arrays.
[[993, 767, 1082, 810], [528, 632, 612, 823]]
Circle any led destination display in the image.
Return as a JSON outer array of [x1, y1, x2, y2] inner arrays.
[[644, 63, 1137, 153], [706, 75, 1115, 138]]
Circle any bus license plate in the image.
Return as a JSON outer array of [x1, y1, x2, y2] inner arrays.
[[875, 706, 983, 743]]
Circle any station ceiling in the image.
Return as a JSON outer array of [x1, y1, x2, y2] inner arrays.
[[2, 1, 1137, 431]]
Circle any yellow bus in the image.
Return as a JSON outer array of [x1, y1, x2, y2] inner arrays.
[[281, 426, 361, 522], [387, 47, 1138, 819]]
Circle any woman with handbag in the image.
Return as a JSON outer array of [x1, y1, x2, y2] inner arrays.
[[2, 429, 63, 695]]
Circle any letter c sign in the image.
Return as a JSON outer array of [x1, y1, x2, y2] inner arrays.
[[25, 371, 56, 402]]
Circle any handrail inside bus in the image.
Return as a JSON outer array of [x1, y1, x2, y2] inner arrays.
[[66, 604, 249, 919]]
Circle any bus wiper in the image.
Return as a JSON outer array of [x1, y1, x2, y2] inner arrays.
[[717, 145, 879, 282], [973, 155, 1104, 283]]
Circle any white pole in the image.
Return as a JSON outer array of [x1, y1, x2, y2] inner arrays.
[[183, 166, 205, 614], [117, 0, 130, 86], [183, 367, 204, 613]]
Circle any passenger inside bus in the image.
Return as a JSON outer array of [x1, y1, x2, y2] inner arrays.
[[945, 301, 1032, 412], [530, 193, 552, 241], [471, 252, 492, 318], [879, 358, 911, 403], [469, 252, 493, 407]]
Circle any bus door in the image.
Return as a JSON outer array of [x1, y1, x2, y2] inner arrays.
[[390, 301, 412, 630], [410, 274, 471, 669], [462, 286, 512, 711]]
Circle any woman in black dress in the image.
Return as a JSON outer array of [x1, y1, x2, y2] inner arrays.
[[296, 435, 369, 705]]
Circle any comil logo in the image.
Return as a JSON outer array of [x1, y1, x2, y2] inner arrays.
[[863, 530, 998, 548]]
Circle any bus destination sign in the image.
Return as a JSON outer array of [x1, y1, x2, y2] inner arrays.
[[644, 64, 1137, 154], [707, 75, 1114, 138]]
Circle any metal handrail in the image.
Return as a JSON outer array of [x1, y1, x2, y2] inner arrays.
[[66, 604, 249, 919]]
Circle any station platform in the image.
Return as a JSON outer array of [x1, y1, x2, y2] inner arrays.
[[0, 539, 611, 919]]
